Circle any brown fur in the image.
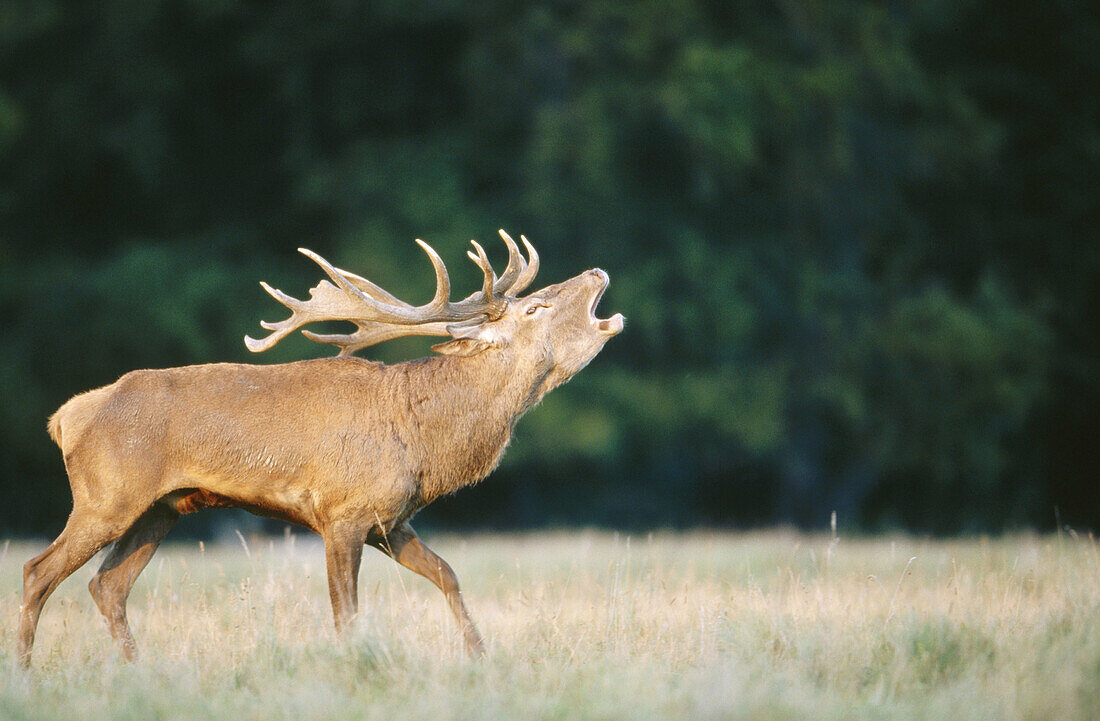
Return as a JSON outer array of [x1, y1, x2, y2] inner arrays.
[[18, 266, 622, 666]]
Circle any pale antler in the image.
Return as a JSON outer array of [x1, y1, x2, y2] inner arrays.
[[245, 230, 540, 356]]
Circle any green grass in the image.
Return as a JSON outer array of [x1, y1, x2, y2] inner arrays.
[[2, 530, 1099, 720]]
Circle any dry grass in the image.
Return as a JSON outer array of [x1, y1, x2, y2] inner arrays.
[[1, 529, 1098, 720]]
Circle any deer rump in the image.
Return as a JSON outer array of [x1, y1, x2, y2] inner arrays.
[[18, 230, 623, 667]]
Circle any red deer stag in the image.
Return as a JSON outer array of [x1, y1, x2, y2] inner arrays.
[[19, 231, 623, 666]]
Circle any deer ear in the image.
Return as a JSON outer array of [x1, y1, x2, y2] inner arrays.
[[432, 321, 505, 357], [430, 337, 498, 357]]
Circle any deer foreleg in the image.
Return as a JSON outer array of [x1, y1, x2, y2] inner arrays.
[[323, 521, 365, 632]]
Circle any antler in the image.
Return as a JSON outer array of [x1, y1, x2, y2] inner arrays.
[[245, 230, 540, 356]]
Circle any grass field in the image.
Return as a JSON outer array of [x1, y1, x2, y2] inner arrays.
[[1, 529, 1098, 720]]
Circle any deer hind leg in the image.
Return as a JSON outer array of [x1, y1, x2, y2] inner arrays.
[[371, 522, 486, 657], [18, 505, 142, 667], [87, 503, 179, 660], [323, 520, 366, 632]]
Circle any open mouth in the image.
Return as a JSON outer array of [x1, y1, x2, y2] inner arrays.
[[588, 269, 625, 335]]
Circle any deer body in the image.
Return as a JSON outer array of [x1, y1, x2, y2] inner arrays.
[[19, 233, 622, 666], [54, 352, 542, 532]]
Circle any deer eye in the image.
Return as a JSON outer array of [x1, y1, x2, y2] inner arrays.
[[525, 303, 548, 316]]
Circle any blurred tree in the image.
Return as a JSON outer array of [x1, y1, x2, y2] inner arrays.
[[0, 0, 1092, 535]]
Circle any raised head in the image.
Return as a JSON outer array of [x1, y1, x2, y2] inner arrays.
[[246, 230, 624, 383]]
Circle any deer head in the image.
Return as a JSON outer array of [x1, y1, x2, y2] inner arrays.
[[246, 231, 624, 389]]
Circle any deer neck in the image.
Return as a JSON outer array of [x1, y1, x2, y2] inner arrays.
[[410, 348, 550, 503]]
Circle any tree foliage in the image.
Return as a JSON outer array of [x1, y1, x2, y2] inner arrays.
[[1, 0, 1095, 534]]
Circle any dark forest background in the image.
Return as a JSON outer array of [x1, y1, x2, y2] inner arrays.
[[1, 1, 1097, 537]]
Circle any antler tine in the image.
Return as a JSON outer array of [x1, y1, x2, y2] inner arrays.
[[508, 235, 540, 295], [298, 248, 376, 305], [325, 266, 410, 308], [299, 248, 464, 326], [466, 240, 497, 302], [414, 239, 452, 310], [493, 230, 526, 295], [244, 275, 373, 353], [326, 240, 451, 311], [243, 282, 309, 352]]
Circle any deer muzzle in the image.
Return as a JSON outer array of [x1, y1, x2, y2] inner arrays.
[[588, 269, 625, 335]]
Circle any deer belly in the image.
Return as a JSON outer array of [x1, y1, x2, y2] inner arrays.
[[172, 489, 234, 514], [163, 488, 319, 531]]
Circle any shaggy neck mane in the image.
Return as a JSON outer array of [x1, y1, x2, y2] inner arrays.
[[401, 349, 550, 504]]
